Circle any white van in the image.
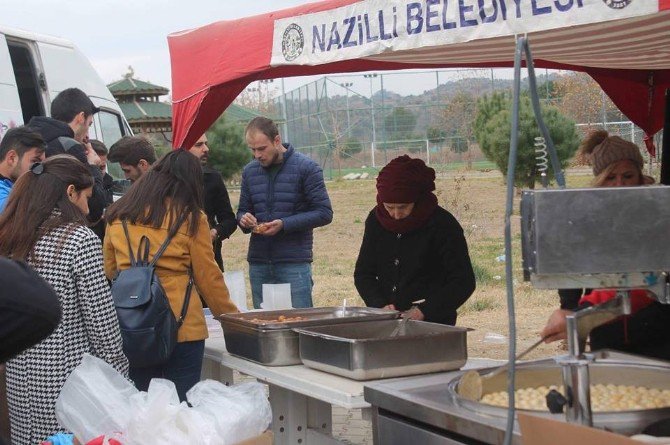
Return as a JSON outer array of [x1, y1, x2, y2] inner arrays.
[[0, 25, 131, 148]]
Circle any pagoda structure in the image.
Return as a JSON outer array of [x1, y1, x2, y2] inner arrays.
[[108, 67, 172, 138]]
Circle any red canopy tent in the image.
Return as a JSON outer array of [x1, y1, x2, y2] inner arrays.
[[168, 0, 670, 150]]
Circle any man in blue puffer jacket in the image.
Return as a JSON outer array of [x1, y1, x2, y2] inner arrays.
[[238, 117, 333, 308]]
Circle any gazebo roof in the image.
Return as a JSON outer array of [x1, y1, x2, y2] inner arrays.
[[119, 101, 172, 122], [108, 69, 169, 96]]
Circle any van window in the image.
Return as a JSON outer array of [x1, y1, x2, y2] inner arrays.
[[98, 109, 124, 147], [7, 42, 44, 123], [96, 110, 126, 181]]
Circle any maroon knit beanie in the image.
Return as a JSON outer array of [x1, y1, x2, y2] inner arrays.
[[376, 155, 436, 203]]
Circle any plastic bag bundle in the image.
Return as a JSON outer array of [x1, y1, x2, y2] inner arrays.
[[188, 380, 272, 444], [55, 354, 138, 444], [56, 354, 272, 445]]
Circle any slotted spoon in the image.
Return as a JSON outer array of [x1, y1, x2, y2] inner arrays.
[[458, 336, 548, 401]]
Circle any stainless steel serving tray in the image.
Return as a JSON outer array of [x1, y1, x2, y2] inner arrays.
[[217, 306, 398, 329], [295, 319, 468, 380], [216, 307, 398, 366]]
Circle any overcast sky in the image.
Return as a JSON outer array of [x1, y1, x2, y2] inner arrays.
[[1, 1, 317, 92], [1, 0, 518, 101]]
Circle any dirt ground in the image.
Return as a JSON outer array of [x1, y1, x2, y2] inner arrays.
[[222, 169, 595, 361]]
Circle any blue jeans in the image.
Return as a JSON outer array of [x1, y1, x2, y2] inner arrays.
[[249, 262, 313, 309], [129, 340, 205, 402]]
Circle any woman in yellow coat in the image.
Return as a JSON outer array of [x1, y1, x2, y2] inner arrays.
[[104, 149, 238, 400]]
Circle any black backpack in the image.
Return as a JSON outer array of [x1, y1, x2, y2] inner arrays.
[[111, 219, 193, 368]]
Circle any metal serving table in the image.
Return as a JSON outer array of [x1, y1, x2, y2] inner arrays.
[[364, 352, 670, 445], [203, 336, 371, 445], [365, 368, 519, 445]]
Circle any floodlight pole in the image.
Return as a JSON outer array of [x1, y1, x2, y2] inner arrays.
[[365, 74, 378, 167], [281, 78, 289, 142], [340, 82, 353, 132]]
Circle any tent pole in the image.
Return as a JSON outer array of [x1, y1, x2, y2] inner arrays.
[[661, 89, 670, 185]]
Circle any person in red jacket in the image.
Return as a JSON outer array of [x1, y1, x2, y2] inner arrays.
[[540, 130, 670, 359]]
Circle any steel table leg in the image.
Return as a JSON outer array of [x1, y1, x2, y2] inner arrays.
[[201, 358, 235, 386], [270, 385, 344, 445]]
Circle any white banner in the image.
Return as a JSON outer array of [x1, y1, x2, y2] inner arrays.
[[271, 0, 658, 66]]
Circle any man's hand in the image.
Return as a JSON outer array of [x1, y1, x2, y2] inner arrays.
[[239, 212, 258, 230], [540, 309, 573, 343], [383, 304, 396, 311], [84, 141, 101, 166], [210, 228, 218, 242], [259, 219, 283, 236]]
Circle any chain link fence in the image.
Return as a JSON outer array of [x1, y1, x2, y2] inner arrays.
[[267, 69, 663, 180]]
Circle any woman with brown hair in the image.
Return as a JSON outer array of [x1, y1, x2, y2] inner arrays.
[[541, 130, 670, 359], [104, 149, 238, 401], [0, 154, 128, 444]]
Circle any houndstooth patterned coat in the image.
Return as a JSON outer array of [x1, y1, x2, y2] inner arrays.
[[6, 224, 128, 444]]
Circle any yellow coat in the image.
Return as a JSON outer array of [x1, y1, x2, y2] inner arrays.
[[103, 211, 239, 342]]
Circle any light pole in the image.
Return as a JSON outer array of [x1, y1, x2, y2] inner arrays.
[[259, 79, 274, 111], [363, 74, 378, 167], [339, 82, 353, 132]]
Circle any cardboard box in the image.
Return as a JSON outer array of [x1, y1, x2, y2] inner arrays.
[[519, 413, 640, 445], [235, 431, 273, 445]]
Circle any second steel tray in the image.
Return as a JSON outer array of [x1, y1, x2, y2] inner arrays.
[[295, 319, 468, 380]]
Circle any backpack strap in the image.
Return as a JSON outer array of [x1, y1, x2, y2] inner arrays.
[[121, 220, 137, 266], [137, 236, 151, 266], [177, 268, 194, 328], [149, 212, 188, 267]]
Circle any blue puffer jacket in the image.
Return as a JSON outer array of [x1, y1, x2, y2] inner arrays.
[[237, 144, 333, 264]]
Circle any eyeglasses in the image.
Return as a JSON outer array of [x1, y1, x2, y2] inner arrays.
[[30, 162, 44, 175]]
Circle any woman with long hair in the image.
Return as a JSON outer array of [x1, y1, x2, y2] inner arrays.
[[0, 154, 128, 444], [104, 149, 238, 401], [541, 130, 670, 359]]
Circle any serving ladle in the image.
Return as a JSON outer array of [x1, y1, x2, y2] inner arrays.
[[389, 299, 425, 337], [458, 336, 548, 401]]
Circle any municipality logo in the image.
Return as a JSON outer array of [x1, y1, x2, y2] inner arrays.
[[602, 0, 632, 8], [282, 24, 304, 61]]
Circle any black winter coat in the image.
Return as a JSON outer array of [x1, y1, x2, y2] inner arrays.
[[560, 288, 670, 360], [28, 116, 107, 234], [354, 206, 476, 325], [0, 258, 61, 363], [203, 166, 237, 271]]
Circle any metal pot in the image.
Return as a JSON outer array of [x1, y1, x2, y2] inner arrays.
[[448, 359, 670, 434]]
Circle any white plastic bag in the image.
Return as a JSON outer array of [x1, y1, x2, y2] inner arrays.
[[56, 355, 272, 445], [224, 270, 248, 312], [188, 380, 272, 445], [55, 354, 137, 443], [125, 379, 218, 445]]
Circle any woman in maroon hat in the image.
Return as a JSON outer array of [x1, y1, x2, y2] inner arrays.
[[354, 155, 476, 325]]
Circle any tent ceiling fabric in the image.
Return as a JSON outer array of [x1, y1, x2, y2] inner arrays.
[[169, 0, 670, 149]]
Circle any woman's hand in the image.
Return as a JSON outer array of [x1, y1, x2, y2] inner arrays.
[[540, 309, 574, 343], [402, 306, 425, 321]]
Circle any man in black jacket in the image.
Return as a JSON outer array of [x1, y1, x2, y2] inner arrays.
[[28, 88, 107, 237], [188, 134, 237, 271]]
